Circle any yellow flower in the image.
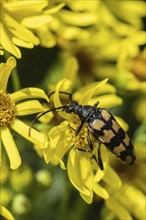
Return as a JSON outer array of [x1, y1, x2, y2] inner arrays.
[[104, 0, 145, 28], [42, 78, 125, 203], [0, 57, 50, 169], [116, 32, 145, 89], [34, 3, 66, 48], [116, 40, 145, 122], [105, 144, 146, 220], [52, 0, 145, 88], [0, 0, 50, 58]]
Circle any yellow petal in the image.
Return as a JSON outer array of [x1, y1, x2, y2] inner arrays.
[[36, 26, 56, 48], [44, 3, 65, 14], [0, 56, 16, 92], [59, 26, 89, 40], [103, 166, 122, 189], [4, 13, 39, 45], [0, 205, 14, 220], [73, 82, 116, 101], [106, 198, 133, 220], [59, 10, 97, 26], [90, 94, 123, 109], [13, 37, 34, 48], [22, 15, 53, 29], [80, 191, 93, 204], [91, 181, 109, 199], [15, 100, 46, 116], [44, 124, 67, 164], [11, 119, 48, 147], [37, 109, 53, 124], [115, 116, 129, 132], [63, 56, 79, 83], [48, 123, 71, 163], [118, 184, 146, 220], [5, 1, 48, 14], [10, 87, 49, 102], [0, 49, 4, 55], [0, 23, 21, 58], [79, 79, 109, 105], [41, 143, 56, 164], [1, 127, 21, 170], [53, 78, 72, 120], [67, 149, 92, 196], [59, 159, 66, 170]]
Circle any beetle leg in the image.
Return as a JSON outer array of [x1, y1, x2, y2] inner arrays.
[[97, 142, 104, 170], [76, 128, 92, 153], [77, 148, 91, 153], [87, 129, 104, 170], [87, 128, 93, 151], [68, 122, 84, 135], [75, 121, 84, 136], [68, 123, 76, 131]]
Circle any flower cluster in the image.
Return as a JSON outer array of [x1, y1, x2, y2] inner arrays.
[[0, 1, 145, 219], [0, 0, 64, 58]]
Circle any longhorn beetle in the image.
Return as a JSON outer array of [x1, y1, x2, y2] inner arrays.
[[29, 92, 136, 170]]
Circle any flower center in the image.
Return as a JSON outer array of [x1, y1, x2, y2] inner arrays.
[[131, 52, 146, 81], [67, 118, 89, 150], [0, 93, 16, 127]]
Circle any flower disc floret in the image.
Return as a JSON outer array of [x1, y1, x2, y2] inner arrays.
[[0, 93, 15, 127], [67, 119, 88, 151]]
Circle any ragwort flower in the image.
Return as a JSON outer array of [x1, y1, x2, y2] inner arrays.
[[0, 57, 50, 169], [55, 0, 145, 87], [116, 34, 145, 123], [42, 79, 125, 204], [105, 143, 146, 220], [0, 0, 51, 58]]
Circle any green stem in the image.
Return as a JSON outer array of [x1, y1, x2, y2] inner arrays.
[[11, 66, 21, 91]]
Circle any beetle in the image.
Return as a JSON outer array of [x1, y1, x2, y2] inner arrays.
[[29, 92, 136, 170]]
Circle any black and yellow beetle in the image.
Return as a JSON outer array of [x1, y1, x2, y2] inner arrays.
[[29, 92, 136, 170]]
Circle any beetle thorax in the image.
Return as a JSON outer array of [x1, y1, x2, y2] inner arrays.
[[65, 102, 95, 122], [78, 105, 95, 122]]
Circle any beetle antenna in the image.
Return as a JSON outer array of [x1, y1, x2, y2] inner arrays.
[[29, 105, 67, 136], [48, 91, 72, 101]]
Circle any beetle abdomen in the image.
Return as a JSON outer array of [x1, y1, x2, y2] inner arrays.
[[89, 108, 136, 165]]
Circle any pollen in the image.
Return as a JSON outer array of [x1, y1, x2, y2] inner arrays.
[[66, 120, 88, 150], [0, 93, 16, 127]]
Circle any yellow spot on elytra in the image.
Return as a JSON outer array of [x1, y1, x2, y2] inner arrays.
[[99, 130, 115, 143], [125, 156, 133, 164], [112, 119, 120, 133], [91, 119, 105, 130], [123, 133, 130, 145], [113, 144, 125, 155], [101, 109, 111, 121]]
